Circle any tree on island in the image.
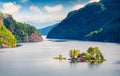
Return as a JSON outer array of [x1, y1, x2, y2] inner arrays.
[[69, 47, 104, 63]]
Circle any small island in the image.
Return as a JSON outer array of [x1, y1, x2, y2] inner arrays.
[[54, 46, 105, 63], [54, 54, 66, 60], [69, 47, 104, 63]]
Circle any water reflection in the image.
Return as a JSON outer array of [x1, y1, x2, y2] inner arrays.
[[88, 61, 103, 69]]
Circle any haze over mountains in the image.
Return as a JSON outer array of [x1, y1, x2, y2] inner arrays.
[[47, 0, 120, 43], [38, 24, 57, 35]]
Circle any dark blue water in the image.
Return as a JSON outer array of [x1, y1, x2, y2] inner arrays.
[[0, 36, 120, 76]]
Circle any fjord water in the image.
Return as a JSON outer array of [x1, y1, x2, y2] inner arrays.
[[0, 36, 120, 76]]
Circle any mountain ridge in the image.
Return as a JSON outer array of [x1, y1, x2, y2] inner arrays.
[[0, 11, 43, 48], [3, 14, 43, 42], [47, 0, 120, 43]]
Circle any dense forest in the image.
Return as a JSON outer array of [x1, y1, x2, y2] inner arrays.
[[3, 14, 42, 42], [0, 12, 42, 48]]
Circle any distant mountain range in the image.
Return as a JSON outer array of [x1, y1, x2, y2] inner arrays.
[[47, 0, 120, 43], [38, 24, 57, 35]]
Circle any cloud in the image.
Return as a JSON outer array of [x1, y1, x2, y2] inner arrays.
[[30, 5, 42, 14], [1, 2, 21, 14], [72, 4, 84, 10], [21, 0, 29, 3], [14, 13, 66, 28], [69, 0, 90, 4], [89, 0, 100, 3], [71, 0, 100, 11], [44, 4, 63, 13], [11, 4, 65, 28], [15, 13, 65, 23]]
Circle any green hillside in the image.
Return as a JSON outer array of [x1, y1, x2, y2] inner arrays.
[[0, 22, 16, 48], [47, 0, 120, 43], [3, 14, 42, 42]]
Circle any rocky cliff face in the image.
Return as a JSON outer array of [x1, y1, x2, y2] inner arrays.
[[47, 0, 120, 43], [24, 33, 43, 42]]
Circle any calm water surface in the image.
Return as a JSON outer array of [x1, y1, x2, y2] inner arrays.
[[0, 36, 120, 76]]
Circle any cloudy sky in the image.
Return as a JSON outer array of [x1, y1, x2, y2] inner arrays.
[[0, 0, 100, 29]]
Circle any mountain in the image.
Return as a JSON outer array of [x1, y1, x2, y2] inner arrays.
[[84, 16, 120, 43], [3, 14, 43, 42], [47, 0, 120, 43], [38, 24, 57, 35], [0, 14, 16, 48]]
